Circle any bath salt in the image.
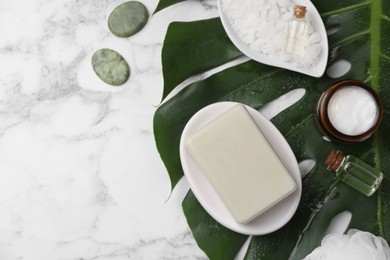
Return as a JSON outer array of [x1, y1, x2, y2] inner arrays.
[[221, 0, 322, 68]]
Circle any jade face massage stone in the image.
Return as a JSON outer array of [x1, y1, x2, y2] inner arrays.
[[91, 48, 130, 86], [186, 105, 296, 224], [108, 1, 148, 38]]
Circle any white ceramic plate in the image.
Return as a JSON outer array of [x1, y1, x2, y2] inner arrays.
[[217, 0, 328, 78], [180, 102, 302, 235]]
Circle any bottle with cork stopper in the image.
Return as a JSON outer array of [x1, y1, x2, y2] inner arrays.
[[283, 5, 308, 56], [325, 150, 383, 196]]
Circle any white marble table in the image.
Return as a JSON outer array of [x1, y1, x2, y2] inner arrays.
[[1, 0, 356, 258], [0, 0, 224, 258]]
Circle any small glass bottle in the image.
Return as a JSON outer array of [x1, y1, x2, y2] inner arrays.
[[325, 150, 383, 196], [283, 5, 308, 56]]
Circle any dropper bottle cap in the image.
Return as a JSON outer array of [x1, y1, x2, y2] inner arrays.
[[325, 150, 345, 171]]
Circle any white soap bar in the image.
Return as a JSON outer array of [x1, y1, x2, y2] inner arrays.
[[186, 105, 296, 224]]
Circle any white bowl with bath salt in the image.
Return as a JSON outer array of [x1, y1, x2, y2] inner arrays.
[[316, 80, 384, 143], [218, 0, 328, 77], [179, 102, 302, 235]]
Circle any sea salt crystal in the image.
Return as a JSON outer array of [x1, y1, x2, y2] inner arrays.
[[221, 0, 322, 69]]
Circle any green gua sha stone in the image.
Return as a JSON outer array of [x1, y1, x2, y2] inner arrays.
[[91, 48, 130, 86], [108, 1, 148, 37]]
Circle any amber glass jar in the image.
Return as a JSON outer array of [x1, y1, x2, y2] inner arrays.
[[316, 80, 383, 143]]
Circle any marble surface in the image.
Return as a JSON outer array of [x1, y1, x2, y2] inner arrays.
[[0, 0, 352, 258], [0, 0, 222, 259]]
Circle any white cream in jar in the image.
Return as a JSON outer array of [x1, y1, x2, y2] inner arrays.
[[327, 86, 378, 136]]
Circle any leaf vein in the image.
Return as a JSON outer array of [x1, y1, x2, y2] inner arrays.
[[381, 53, 390, 61], [321, 1, 370, 17], [330, 30, 370, 49], [285, 114, 313, 138], [217, 69, 282, 101]]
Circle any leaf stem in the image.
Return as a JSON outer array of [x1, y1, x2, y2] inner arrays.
[[370, 0, 384, 237], [370, 0, 382, 90], [378, 186, 384, 237]]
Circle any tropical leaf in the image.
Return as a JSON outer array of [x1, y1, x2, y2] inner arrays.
[[161, 18, 242, 102], [154, 0, 188, 14], [183, 190, 248, 259], [153, 0, 390, 259]]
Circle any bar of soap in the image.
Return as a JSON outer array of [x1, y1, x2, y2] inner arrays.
[[186, 105, 296, 224]]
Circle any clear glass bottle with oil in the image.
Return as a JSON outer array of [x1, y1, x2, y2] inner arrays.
[[325, 150, 383, 196], [283, 5, 308, 57]]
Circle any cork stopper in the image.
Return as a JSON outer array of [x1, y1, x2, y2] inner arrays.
[[294, 5, 307, 18], [325, 150, 345, 171]]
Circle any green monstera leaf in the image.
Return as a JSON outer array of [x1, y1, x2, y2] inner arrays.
[[154, 0, 188, 13], [153, 0, 390, 259]]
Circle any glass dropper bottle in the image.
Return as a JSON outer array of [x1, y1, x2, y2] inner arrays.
[[325, 150, 383, 196], [283, 5, 308, 56]]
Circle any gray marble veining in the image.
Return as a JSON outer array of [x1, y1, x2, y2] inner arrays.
[[0, 0, 219, 258]]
